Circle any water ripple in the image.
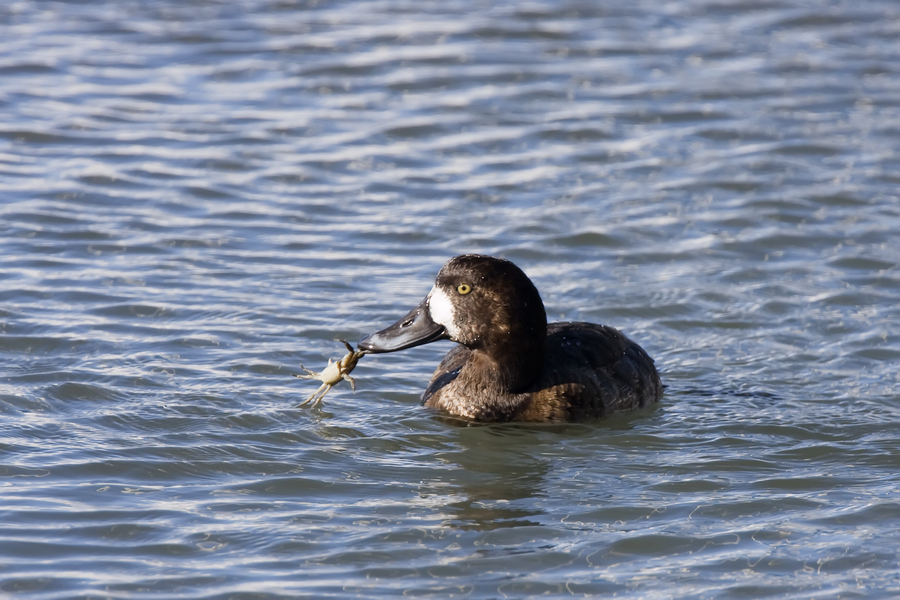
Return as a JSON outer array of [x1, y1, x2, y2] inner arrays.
[[2, 0, 900, 598]]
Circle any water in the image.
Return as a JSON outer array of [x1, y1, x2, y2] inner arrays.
[[2, 0, 900, 597]]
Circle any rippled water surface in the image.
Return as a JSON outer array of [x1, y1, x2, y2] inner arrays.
[[2, 0, 900, 598]]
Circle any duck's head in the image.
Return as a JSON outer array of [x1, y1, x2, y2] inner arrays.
[[359, 255, 547, 386]]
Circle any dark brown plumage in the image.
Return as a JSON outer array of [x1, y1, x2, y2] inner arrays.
[[359, 254, 663, 423]]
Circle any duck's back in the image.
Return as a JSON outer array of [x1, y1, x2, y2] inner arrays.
[[534, 322, 663, 420]]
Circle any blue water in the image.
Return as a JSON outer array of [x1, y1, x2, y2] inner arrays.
[[2, 0, 900, 598]]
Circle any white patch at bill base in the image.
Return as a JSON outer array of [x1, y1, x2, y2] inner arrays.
[[428, 287, 459, 339]]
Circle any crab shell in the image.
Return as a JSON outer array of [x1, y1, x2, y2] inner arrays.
[[317, 357, 345, 386]]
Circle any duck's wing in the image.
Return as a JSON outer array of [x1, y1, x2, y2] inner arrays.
[[421, 344, 470, 405], [542, 322, 663, 418]]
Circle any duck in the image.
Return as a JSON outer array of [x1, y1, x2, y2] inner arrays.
[[358, 254, 662, 422]]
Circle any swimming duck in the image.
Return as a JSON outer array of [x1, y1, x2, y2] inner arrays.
[[359, 254, 662, 422]]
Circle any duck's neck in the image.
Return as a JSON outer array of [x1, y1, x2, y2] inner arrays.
[[451, 351, 531, 421], [467, 318, 546, 398], [473, 292, 548, 392], [491, 331, 545, 393]]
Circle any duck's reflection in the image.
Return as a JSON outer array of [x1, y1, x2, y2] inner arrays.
[[415, 421, 595, 531]]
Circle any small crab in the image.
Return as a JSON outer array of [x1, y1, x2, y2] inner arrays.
[[293, 340, 366, 407]]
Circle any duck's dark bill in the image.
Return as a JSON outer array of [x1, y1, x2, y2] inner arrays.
[[359, 296, 448, 353]]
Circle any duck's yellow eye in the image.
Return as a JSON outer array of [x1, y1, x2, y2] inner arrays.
[[457, 283, 472, 295]]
